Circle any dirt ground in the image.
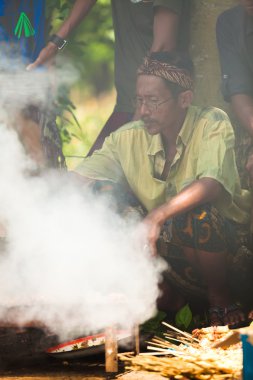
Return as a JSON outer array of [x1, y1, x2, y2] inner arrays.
[[0, 354, 113, 380], [0, 353, 166, 380], [0, 327, 135, 380], [0, 327, 107, 379]]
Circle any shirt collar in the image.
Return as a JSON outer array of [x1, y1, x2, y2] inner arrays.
[[147, 133, 164, 156], [177, 106, 196, 146]]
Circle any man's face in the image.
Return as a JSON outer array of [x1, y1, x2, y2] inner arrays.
[[135, 75, 183, 135], [240, 0, 253, 15]]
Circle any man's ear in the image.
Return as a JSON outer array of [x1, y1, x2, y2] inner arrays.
[[178, 90, 193, 109]]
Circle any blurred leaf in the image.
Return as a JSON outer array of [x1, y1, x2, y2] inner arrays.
[[45, 0, 114, 155], [141, 311, 167, 335], [175, 304, 193, 330]]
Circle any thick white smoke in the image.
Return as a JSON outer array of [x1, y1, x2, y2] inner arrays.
[[0, 57, 167, 340], [0, 47, 78, 113]]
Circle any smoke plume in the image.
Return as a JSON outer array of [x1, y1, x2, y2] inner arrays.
[[0, 54, 166, 340]]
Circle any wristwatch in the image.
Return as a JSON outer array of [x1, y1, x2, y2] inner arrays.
[[49, 34, 68, 50]]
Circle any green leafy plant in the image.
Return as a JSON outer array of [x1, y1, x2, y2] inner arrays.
[[175, 304, 193, 330], [46, 1, 114, 158]]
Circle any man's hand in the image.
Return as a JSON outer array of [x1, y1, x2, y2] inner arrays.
[[26, 43, 58, 71], [141, 178, 223, 256], [142, 208, 166, 256], [27, 0, 96, 71]]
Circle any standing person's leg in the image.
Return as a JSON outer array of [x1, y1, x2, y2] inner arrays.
[[87, 111, 133, 156]]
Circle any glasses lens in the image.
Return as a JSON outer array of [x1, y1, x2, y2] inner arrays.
[[132, 98, 158, 111]]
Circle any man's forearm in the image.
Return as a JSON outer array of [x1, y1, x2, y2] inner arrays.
[[231, 94, 253, 138], [56, 0, 97, 39], [26, 0, 97, 70], [148, 178, 223, 226], [151, 7, 179, 52], [68, 171, 96, 188]]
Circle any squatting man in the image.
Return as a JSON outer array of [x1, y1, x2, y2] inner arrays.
[[73, 52, 252, 328]]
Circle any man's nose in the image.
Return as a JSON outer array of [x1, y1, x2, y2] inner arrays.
[[139, 102, 151, 116]]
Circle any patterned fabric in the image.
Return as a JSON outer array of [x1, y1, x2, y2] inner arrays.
[[137, 56, 194, 90], [159, 204, 253, 299]]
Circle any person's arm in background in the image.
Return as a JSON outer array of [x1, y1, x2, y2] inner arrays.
[[151, 6, 179, 52], [133, 1, 183, 120], [216, 12, 253, 180], [27, 0, 97, 70], [231, 95, 253, 179]]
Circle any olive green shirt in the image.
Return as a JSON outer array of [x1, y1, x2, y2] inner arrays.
[[75, 106, 251, 224]]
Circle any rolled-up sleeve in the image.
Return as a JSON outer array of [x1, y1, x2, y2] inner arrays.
[[74, 134, 126, 185], [196, 119, 239, 198]]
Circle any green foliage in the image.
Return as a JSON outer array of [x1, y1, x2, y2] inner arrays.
[[54, 84, 84, 144], [48, 0, 114, 94], [44, 0, 114, 158], [140, 311, 167, 336], [175, 304, 193, 330]]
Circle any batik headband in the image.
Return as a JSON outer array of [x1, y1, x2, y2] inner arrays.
[[137, 56, 194, 91]]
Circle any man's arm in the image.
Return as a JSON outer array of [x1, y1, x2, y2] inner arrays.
[[151, 6, 179, 52], [216, 12, 253, 180], [231, 94, 253, 137], [68, 171, 96, 187], [216, 12, 252, 101], [27, 0, 97, 70], [143, 178, 223, 254]]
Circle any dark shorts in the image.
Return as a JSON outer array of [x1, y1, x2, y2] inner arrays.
[[159, 204, 253, 299]]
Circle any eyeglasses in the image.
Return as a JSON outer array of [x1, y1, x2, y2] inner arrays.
[[132, 97, 173, 112]]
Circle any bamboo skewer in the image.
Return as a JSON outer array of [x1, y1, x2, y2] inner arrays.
[[119, 324, 242, 380], [162, 321, 199, 342]]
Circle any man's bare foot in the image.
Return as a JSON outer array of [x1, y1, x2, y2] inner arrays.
[[222, 303, 245, 327], [208, 306, 224, 326], [209, 303, 245, 327]]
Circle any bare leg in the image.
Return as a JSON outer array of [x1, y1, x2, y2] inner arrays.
[[182, 246, 245, 326], [248, 310, 253, 320]]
